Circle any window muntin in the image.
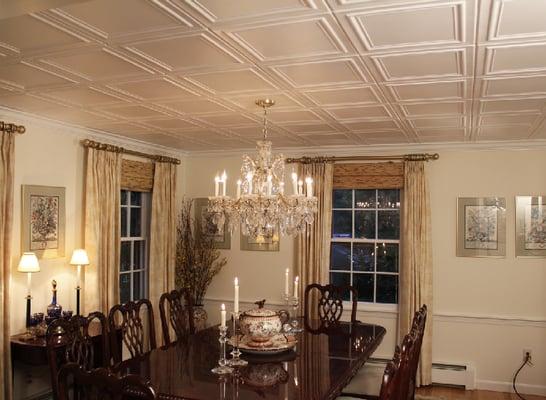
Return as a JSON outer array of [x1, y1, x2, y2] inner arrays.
[[330, 189, 400, 305]]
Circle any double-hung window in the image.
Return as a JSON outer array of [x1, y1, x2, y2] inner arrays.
[[330, 189, 400, 305], [120, 190, 150, 303]]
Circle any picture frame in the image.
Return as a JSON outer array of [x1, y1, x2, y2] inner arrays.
[[515, 196, 546, 257], [456, 197, 506, 258], [21, 185, 66, 259], [240, 230, 280, 252], [194, 197, 231, 250]]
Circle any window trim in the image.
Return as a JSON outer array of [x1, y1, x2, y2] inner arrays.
[[120, 190, 151, 303]]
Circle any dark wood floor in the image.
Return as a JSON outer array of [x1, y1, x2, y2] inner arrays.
[[417, 386, 546, 400]]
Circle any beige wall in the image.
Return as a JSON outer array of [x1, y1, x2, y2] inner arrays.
[[186, 148, 546, 395], [5, 111, 186, 336]]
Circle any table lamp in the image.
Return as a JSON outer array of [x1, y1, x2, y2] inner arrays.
[[18, 252, 40, 338], [70, 249, 89, 315]]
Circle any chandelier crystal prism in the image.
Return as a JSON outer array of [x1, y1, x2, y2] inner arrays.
[[208, 99, 318, 239]]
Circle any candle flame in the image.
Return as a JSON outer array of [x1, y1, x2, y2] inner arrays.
[[234, 277, 239, 285], [305, 177, 313, 184], [221, 303, 225, 311]]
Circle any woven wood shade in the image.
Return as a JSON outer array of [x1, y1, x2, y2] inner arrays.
[[121, 159, 154, 192], [333, 162, 404, 189]]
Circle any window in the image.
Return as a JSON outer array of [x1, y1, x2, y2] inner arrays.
[[330, 189, 400, 305], [120, 190, 150, 303]]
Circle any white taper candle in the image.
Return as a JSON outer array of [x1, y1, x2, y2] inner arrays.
[[214, 175, 220, 197], [220, 303, 226, 328], [234, 277, 239, 314], [294, 276, 299, 300], [236, 179, 242, 199], [285, 268, 290, 296], [221, 170, 227, 196], [291, 172, 298, 195], [305, 177, 313, 198]]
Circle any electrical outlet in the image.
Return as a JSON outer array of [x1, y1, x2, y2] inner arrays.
[[523, 349, 533, 363]]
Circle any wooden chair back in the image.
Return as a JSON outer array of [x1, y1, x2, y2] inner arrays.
[[159, 289, 195, 345], [304, 283, 358, 332], [46, 312, 109, 400], [57, 363, 157, 400], [407, 304, 428, 400], [108, 299, 156, 364], [378, 345, 403, 400]]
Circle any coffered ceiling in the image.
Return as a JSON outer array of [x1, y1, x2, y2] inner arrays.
[[2, 0, 546, 151]]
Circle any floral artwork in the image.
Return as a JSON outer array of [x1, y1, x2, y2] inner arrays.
[[516, 196, 546, 257], [22, 185, 65, 258], [457, 197, 506, 257], [464, 205, 498, 250], [30, 195, 59, 250], [524, 205, 546, 250]]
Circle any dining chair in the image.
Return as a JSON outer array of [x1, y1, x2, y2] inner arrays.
[[159, 288, 195, 345], [57, 362, 158, 400], [108, 299, 157, 364], [304, 283, 358, 332], [46, 312, 109, 400], [340, 304, 428, 400]]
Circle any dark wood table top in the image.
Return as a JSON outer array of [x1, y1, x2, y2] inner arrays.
[[114, 321, 386, 400]]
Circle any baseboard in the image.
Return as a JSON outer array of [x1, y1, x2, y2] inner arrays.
[[476, 379, 546, 396]]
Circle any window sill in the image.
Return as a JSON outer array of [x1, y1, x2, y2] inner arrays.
[[344, 301, 398, 314]]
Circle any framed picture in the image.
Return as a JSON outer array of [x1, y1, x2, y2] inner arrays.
[[21, 185, 65, 258], [456, 197, 506, 257], [516, 196, 546, 257], [240, 231, 280, 252], [194, 197, 231, 250]]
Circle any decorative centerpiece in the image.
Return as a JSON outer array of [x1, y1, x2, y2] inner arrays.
[[239, 300, 289, 347], [175, 199, 227, 330]]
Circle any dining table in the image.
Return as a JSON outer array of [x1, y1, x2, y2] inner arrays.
[[114, 320, 386, 400]]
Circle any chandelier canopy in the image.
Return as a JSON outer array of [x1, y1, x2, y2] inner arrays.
[[208, 99, 318, 239]]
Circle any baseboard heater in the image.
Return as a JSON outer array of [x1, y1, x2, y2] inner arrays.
[[368, 358, 476, 390]]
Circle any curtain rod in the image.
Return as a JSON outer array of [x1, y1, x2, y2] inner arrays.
[[0, 121, 26, 134], [82, 139, 181, 165], [285, 153, 439, 164]]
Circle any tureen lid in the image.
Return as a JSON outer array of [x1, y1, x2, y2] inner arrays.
[[245, 299, 277, 317]]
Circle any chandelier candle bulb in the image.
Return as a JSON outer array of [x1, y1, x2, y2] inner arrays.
[[298, 180, 303, 196], [236, 180, 242, 199], [291, 172, 298, 194], [234, 277, 239, 314], [294, 276, 299, 299], [267, 174, 272, 196], [246, 172, 253, 194], [305, 177, 313, 198], [221, 171, 227, 196], [220, 303, 226, 328], [214, 176, 220, 197], [279, 181, 285, 194]]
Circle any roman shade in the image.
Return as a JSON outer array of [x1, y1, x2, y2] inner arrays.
[[333, 162, 404, 189]]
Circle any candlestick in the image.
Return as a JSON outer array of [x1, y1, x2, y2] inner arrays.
[[290, 295, 303, 333], [284, 268, 290, 296], [236, 179, 242, 199], [291, 172, 298, 195], [228, 312, 248, 367], [297, 180, 303, 196], [220, 303, 226, 328], [211, 325, 233, 375], [246, 172, 253, 194], [234, 278, 239, 314], [294, 276, 299, 300], [221, 171, 227, 196], [305, 177, 313, 198], [214, 176, 220, 197]]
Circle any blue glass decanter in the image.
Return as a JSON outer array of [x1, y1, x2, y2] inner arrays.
[[46, 280, 62, 320]]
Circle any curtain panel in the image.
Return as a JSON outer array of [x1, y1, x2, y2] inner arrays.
[[399, 160, 433, 386], [0, 132, 15, 400], [84, 147, 121, 314], [295, 162, 333, 318], [149, 162, 177, 343]]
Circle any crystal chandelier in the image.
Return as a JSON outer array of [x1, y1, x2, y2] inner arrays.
[[208, 99, 318, 239]]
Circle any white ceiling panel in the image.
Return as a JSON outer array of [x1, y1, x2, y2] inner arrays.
[[1, 0, 545, 149]]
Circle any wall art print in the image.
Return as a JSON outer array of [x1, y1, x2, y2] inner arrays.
[[22, 185, 65, 258], [456, 197, 506, 257], [516, 196, 546, 257], [194, 197, 231, 250]]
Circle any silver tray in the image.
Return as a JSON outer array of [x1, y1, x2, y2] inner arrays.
[[228, 334, 297, 355]]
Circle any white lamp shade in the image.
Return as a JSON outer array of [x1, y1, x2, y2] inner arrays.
[[70, 249, 90, 266], [18, 253, 40, 273]]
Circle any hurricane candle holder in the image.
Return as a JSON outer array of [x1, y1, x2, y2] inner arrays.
[[228, 312, 248, 367], [212, 326, 234, 375], [289, 296, 303, 333]]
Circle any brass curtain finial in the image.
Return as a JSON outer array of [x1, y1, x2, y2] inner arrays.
[[286, 153, 440, 164], [0, 121, 26, 134], [81, 139, 181, 164]]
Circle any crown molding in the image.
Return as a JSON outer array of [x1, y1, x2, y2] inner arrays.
[[186, 139, 546, 158], [0, 106, 189, 159]]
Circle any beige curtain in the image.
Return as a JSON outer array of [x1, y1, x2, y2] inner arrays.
[[84, 147, 121, 314], [295, 162, 333, 317], [0, 132, 14, 400], [399, 161, 433, 386], [149, 162, 177, 342]]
